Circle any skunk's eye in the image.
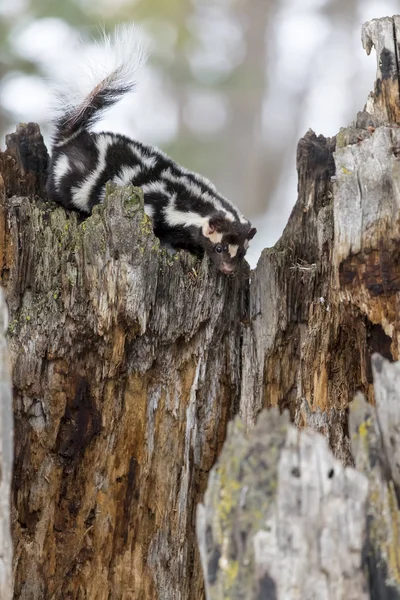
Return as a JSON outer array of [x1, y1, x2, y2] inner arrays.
[[215, 244, 223, 254]]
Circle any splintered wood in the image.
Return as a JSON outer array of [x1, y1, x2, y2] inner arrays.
[[362, 16, 400, 125], [198, 356, 400, 599], [198, 411, 369, 600], [198, 15, 400, 597], [240, 15, 400, 464], [2, 12, 400, 600]]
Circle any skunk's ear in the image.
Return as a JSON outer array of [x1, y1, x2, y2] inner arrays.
[[247, 227, 257, 240], [209, 212, 230, 233], [202, 212, 229, 241]]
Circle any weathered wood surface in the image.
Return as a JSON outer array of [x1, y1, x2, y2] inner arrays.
[[362, 15, 400, 125], [0, 125, 249, 599], [2, 12, 400, 600], [0, 288, 13, 599], [197, 410, 369, 600], [240, 15, 400, 466], [350, 355, 400, 599], [198, 355, 400, 599]]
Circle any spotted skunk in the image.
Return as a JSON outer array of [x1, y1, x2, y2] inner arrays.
[[46, 25, 256, 274]]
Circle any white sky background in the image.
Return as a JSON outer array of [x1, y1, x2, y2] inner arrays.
[[1, 0, 399, 267]]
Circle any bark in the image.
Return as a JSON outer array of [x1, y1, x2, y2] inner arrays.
[[1, 13, 400, 600], [197, 355, 400, 599], [0, 125, 248, 599], [0, 287, 13, 599]]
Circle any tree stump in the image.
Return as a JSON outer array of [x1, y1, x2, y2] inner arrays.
[[240, 15, 400, 467], [197, 355, 400, 599], [0, 125, 248, 598], [1, 12, 400, 600]]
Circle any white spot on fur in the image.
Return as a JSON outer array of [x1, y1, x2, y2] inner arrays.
[[53, 154, 71, 189], [202, 220, 223, 243], [244, 239, 249, 250], [206, 230, 223, 244], [228, 244, 239, 258], [113, 164, 142, 186], [71, 134, 111, 211]]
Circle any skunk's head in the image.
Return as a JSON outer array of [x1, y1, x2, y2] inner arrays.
[[201, 212, 257, 274]]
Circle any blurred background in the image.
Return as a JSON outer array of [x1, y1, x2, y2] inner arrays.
[[0, 0, 398, 266]]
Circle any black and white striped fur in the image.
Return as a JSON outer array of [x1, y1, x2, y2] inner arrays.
[[46, 25, 256, 274]]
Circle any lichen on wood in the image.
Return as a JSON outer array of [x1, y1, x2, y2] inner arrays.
[[197, 409, 369, 600]]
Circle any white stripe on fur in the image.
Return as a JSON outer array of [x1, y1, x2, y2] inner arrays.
[[54, 128, 83, 148], [161, 168, 236, 221], [162, 169, 203, 197], [113, 164, 142, 186], [130, 144, 158, 169], [54, 154, 71, 189], [141, 181, 169, 196], [164, 194, 208, 229], [144, 204, 154, 218], [71, 135, 111, 211], [173, 162, 217, 193]]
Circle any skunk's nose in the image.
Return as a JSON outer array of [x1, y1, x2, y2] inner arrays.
[[221, 263, 235, 274]]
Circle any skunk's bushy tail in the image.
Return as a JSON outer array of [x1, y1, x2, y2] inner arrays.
[[51, 24, 147, 146]]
